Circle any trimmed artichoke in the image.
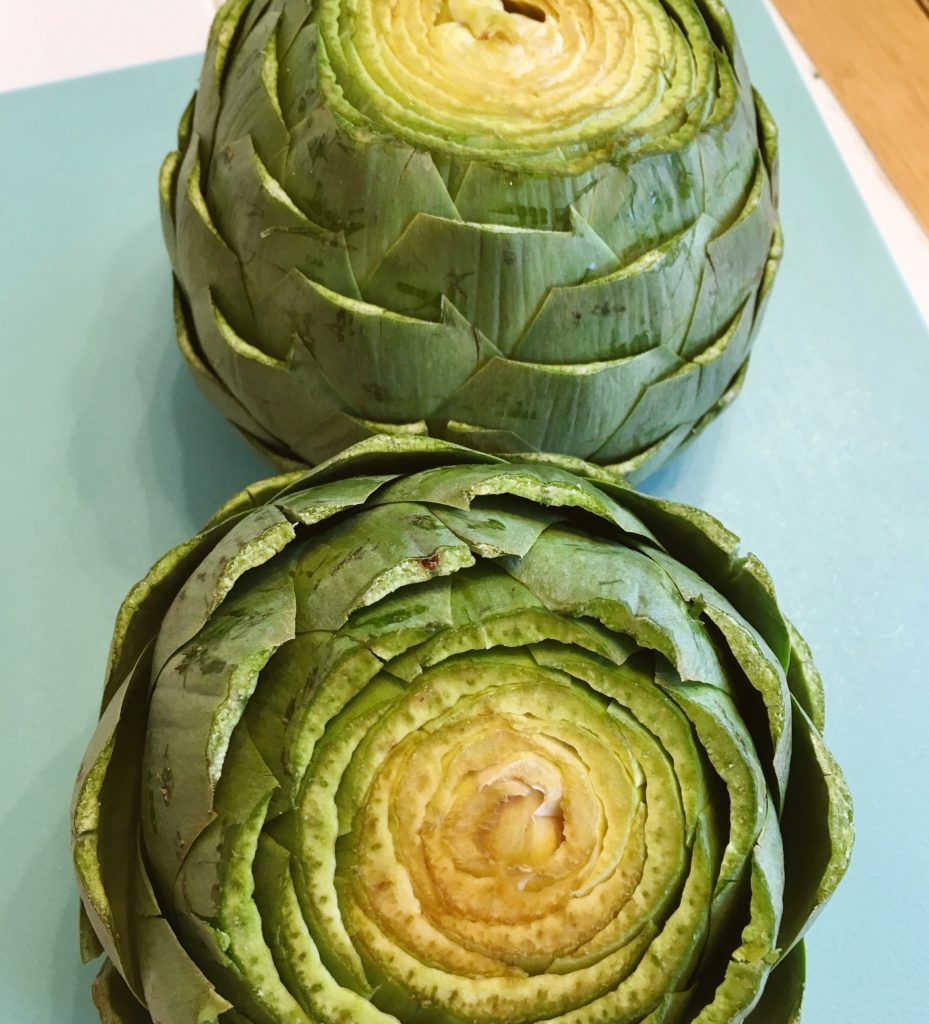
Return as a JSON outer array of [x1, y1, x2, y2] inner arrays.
[[73, 436, 850, 1024], [161, 0, 781, 479]]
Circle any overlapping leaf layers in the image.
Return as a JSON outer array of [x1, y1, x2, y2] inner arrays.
[[161, 0, 782, 480], [73, 437, 851, 1024]]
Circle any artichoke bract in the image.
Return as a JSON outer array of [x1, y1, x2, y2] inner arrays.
[[161, 0, 781, 479], [73, 436, 850, 1024]]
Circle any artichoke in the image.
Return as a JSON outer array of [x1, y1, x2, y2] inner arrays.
[[161, 0, 781, 479], [73, 436, 850, 1024]]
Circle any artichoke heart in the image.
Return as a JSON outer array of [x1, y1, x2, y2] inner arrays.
[[72, 436, 852, 1024], [162, 0, 781, 478]]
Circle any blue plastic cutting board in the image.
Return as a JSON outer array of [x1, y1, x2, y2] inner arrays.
[[1, 1, 927, 1020]]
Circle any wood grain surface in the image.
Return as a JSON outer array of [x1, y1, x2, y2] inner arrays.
[[773, 0, 929, 233]]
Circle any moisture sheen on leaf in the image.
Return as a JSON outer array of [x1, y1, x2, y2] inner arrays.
[[162, 0, 782, 479], [72, 435, 852, 1024]]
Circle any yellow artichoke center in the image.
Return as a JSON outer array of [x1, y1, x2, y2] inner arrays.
[[432, 0, 561, 64], [450, 750, 569, 876], [334, 0, 687, 150], [350, 680, 649, 974], [477, 781, 566, 871]]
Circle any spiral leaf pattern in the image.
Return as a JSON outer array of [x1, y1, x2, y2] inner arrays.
[[73, 436, 851, 1024]]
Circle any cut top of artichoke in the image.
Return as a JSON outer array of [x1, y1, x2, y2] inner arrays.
[[322, 0, 718, 168]]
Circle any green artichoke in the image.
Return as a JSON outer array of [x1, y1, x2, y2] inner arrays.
[[73, 436, 850, 1024], [161, 0, 781, 479]]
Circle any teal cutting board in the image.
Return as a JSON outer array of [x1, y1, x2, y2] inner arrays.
[[1, 1, 927, 1020]]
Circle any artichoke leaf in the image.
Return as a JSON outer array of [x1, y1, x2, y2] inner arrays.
[[206, 134, 360, 309], [639, 545, 793, 805], [438, 346, 682, 459], [371, 461, 657, 543], [687, 797, 784, 1023], [452, 162, 601, 231], [92, 961, 152, 1024], [174, 139, 259, 342], [513, 215, 716, 364], [152, 503, 295, 677], [361, 208, 619, 353], [73, 660, 148, 996], [173, 723, 314, 1024], [144, 555, 297, 886], [504, 525, 726, 687], [294, 501, 475, 631], [172, 285, 289, 450], [159, 150, 181, 267], [288, 433, 501, 488], [656, 676, 768, 916], [343, 575, 457, 660], [784, 619, 826, 733], [191, 0, 254, 147], [134, 837, 232, 1024], [684, 162, 776, 356], [592, 301, 754, 461], [776, 699, 854, 956], [253, 833, 397, 1022], [274, 473, 395, 525], [210, 5, 289, 177], [276, 0, 315, 61], [744, 942, 805, 1024], [281, 106, 460, 281]]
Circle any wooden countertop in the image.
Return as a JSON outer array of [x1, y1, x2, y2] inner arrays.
[[773, 0, 929, 234]]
